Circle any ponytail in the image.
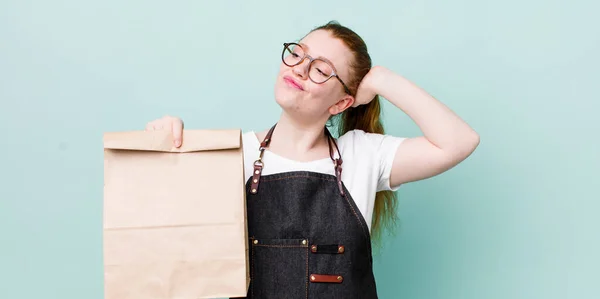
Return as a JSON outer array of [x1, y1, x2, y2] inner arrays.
[[315, 21, 400, 247], [335, 95, 399, 245]]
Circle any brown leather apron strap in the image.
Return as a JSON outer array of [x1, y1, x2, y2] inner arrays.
[[250, 124, 276, 194], [324, 128, 345, 196], [250, 124, 344, 196]]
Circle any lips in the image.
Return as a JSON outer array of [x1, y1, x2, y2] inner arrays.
[[284, 76, 304, 91]]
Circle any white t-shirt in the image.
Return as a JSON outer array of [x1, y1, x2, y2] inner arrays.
[[242, 129, 406, 233]]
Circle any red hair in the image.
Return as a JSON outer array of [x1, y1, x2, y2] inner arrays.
[[310, 21, 399, 244]]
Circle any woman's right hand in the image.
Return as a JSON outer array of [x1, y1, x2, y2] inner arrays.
[[145, 115, 184, 147]]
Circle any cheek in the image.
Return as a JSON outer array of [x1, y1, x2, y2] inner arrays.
[[310, 81, 339, 102], [274, 65, 287, 92]]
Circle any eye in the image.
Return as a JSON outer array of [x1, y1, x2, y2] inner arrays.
[[316, 68, 327, 76]]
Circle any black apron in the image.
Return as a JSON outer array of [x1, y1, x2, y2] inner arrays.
[[235, 124, 379, 299]]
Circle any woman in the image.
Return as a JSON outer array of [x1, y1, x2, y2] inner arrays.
[[145, 21, 479, 299]]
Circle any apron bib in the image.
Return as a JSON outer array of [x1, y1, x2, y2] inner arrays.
[[236, 124, 379, 299]]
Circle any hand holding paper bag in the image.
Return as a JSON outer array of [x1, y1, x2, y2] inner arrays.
[[103, 127, 250, 298], [145, 115, 185, 147]]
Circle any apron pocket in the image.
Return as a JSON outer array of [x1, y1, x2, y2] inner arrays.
[[251, 238, 309, 299]]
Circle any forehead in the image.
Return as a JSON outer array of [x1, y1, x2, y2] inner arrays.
[[298, 30, 352, 75]]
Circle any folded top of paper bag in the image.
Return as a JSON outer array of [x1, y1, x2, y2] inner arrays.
[[103, 129, 241, 153]]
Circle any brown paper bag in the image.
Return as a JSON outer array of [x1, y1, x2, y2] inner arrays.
[[103, 129, 249, 299]]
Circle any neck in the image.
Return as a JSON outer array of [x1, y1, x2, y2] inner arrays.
[[264, 111, 331, 161]]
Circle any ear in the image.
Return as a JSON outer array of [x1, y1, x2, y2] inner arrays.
[[328, 94, 355, 115]]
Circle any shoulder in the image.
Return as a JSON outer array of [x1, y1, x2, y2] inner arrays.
[[337, 129, 406, 191], [242, 131, 260, 155], [242, 131, 258, 144], [241, 131, 260, 156], [337, 129, 406, 153]]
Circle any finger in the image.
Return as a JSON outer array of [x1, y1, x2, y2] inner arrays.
[[171, 120, 184, 147], [145, 122, 155, 131], [352, 91, 365, 108], [352, 90, 370, 107]]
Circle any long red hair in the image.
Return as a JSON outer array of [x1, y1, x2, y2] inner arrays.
[[310, 21, 399, 244]]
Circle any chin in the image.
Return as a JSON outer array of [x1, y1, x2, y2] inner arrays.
[[274, 82, 296, 107], [274, 93, 297, 111]]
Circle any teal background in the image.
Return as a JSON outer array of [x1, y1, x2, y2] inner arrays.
[[1, 0, 598, 298]]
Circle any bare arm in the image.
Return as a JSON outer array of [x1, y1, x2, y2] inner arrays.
[[355, 66, 480, 187]]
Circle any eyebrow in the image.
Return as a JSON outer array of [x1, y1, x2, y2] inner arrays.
[[299, 42, 339, 72]]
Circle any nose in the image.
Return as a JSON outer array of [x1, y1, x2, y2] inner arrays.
[[292, 57, 310, 79]]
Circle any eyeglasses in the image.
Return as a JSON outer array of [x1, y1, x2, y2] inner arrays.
[[281, 42, 351, 95]]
